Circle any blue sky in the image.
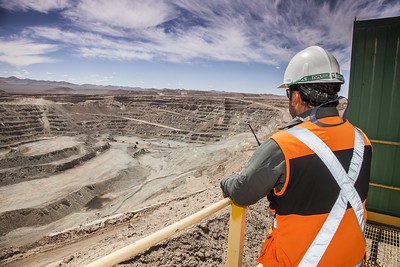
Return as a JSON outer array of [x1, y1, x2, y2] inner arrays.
[[0, 0, 399, 96]]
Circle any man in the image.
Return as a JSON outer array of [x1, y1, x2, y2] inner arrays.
[[220, 46, 372, 266]]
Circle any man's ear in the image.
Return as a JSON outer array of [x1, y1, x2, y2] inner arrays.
[[291, 90, 301, 106]]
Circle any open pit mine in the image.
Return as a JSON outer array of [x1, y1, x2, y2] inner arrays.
[[0, 88, 290, 266]]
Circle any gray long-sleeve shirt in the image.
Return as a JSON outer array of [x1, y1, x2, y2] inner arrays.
[[220, 138, 286, 206], [220, 107, 340, 206]]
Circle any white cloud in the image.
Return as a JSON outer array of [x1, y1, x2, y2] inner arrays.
[[95, 75, 113, 84], [13, 69, 29, 78], [0, 38, 58, 67], [0, 0, 71, 13], [2, 0, 400, 70], [63, 0, 178, 36]]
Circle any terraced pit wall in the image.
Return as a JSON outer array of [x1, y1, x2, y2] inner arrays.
[[0, 92, 287, 147]]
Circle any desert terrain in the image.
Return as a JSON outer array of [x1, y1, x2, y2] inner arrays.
[[0, 85, 291, 266]]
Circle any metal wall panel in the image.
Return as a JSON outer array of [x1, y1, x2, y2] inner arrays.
[[348, 17, 400, 218]]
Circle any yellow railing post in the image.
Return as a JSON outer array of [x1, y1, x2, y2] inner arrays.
[[226, 203, 247, 267]]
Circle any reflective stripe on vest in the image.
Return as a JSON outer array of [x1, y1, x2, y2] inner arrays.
[[286, 126, 365, 266]]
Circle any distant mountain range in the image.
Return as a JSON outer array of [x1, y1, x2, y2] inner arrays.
[[0, 76, 275, 97], [0, 76, 143, 94]]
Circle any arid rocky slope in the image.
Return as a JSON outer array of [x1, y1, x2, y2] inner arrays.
[[0, 90, 289, 266]]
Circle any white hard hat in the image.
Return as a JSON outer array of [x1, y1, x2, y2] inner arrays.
[[278, 46, 344, 88]]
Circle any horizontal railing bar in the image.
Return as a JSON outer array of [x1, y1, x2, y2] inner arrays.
[[370, 139, 400, 146], [369, 182, 400, 191], [85, 197, 232, 267]]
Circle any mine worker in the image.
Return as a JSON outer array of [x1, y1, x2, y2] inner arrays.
[[220, 46, 372, 266]]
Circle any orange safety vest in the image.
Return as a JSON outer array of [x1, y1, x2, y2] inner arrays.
[[257, 116, 372, 266]]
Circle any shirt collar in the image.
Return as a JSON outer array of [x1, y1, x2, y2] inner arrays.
[[279, 107, 339, 129]]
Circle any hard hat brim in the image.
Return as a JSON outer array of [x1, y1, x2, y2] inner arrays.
[[277, 83, 288, 88]]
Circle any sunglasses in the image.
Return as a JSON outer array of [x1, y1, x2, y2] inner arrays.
[[286, 89, 290, 99]]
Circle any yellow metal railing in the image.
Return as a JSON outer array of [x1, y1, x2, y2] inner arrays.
[[369, 182, 400, 192], [227, 203, 248, 266], [370, 139, 400, 146], [85, 198, 247, 267]]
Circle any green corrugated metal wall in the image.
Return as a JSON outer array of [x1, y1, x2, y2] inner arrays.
[[348, 16, 400, 218]]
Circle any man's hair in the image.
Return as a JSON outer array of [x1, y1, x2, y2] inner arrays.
[[289, 83, 341, 107]]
